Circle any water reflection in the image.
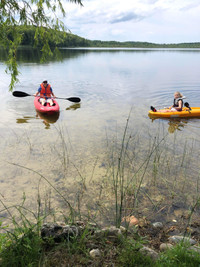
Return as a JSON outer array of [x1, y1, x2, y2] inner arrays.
[[16, 116, 35, 124], [0, 47, 88, 63], [149, 116, 193, 133], [16, 112, 60, 128], [36, 111, 60, 129], [66, 103, 81, 111], [167, 119, 188, 133], [1, 47, 200, 64]]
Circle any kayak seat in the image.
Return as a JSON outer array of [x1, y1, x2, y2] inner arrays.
[[150, 106, 157, 112]]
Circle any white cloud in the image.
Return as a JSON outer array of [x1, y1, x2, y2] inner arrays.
[[61, 0, 200, 43]]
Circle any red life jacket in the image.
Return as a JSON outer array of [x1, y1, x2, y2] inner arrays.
[[40, 83, 52, 98]]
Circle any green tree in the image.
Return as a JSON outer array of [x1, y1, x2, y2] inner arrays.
[[0, 0, 83, 90]]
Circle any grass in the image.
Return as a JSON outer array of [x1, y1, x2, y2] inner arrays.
[[0, 228, 43, 267], [1, 220, 200, 266], [156, 244, 200, 267], [117, 237, 154, 266]]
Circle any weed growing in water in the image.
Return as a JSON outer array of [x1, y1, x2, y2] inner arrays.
[[104, 113, 169, 228]]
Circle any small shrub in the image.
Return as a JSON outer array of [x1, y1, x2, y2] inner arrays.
[[156, 244, 200, 267], [117, 238, 154, 266], [0, 228, 43, 267]]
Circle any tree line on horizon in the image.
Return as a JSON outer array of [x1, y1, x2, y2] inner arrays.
[[2, 25, 200, 49]]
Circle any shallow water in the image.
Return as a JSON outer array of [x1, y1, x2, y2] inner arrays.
[[1, 48, 200, 226]]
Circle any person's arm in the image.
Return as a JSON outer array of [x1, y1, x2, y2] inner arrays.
[[34, 91, 39, 96], [50, 87, 56, 98], [34, 87, 41, 96]]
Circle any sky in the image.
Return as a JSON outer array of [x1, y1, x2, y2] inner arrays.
[[61, 0, 200, 44]]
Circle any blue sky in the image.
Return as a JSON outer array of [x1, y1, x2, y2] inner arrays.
[[61, 0, 200, 43]]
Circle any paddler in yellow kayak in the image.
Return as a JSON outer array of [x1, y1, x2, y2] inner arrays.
[[151, 91, 184, 113]]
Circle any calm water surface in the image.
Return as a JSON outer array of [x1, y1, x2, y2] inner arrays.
[[1, 48, 200, 225]]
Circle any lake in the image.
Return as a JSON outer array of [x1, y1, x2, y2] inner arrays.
[[1, 47, 200, 226]]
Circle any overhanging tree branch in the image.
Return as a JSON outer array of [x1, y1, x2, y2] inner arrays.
[[0, 0, 83, 90]]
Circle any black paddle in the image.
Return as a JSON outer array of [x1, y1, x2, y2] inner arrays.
[[184, 102, 191, 110], [12, 91, 81, 103]]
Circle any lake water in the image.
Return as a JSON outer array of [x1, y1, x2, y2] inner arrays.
[[1, 47, 200, 226]]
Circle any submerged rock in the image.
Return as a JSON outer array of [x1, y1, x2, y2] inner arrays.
[[152, 222, 163, 229]]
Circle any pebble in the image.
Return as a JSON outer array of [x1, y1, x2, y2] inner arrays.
[[152, 222, 163, 229], [90, 249, 101, 258], [160, 243, 173, 251], [140, 246, 159, 260], [120, 226, 127, 233]]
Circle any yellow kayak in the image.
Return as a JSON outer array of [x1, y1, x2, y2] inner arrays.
[[148, 107, 200, 118]]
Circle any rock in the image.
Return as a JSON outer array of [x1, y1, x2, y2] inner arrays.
[[90, 249, 101, 258], [96, 226, 122, 236], [120, 226, 127, 233], [122, 215, 139, 226], [63, 225, 79, 237], [94, 226, 123, 243], [189, 227, 200, 236], [167, 228, 181, 236], [139, 246, 159, 260], [86, 222, 98, 234], [88, 222, 98, 228], [74, 220, 85, 227], [160, 243, 173, 252], [188, 245, 200, 254], [168, 235, 196, 245], [41, 223, 79, 242], [152, 222, 163, 229], [55, 221, 66, 227]]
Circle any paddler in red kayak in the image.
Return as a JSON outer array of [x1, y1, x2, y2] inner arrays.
[[34, 80, 56, 106]]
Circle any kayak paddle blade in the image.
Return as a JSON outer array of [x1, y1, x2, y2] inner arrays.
[[13, 91, 32, 97], [66, 97, 81, 103]]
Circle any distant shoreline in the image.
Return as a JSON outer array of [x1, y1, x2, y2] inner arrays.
[[1, 25, 200, 49], [82, 40, 200, 49], [61, 46, 200, 50]]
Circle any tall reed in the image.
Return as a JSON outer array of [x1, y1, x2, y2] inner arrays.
[[105, 115, 169, 228]]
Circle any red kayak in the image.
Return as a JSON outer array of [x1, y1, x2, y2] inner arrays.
[[34, 97, 60, 114]]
